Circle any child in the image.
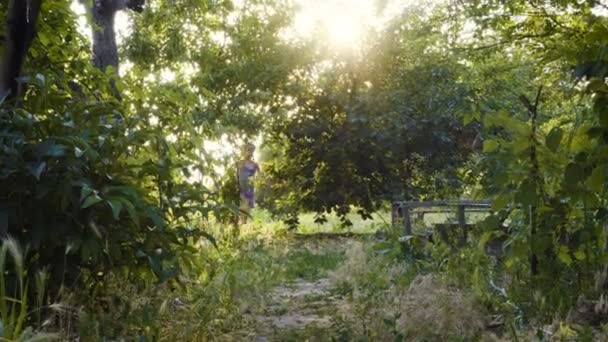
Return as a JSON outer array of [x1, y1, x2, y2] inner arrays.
[[237, 143, 260, 224]]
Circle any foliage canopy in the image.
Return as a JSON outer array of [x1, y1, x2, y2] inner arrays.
[[1, 0, 608, 338]]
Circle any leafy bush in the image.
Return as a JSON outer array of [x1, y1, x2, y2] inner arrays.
[[0, 73, 220, 338], [2, 79, 178, 289]]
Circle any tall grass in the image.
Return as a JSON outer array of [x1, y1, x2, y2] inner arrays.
[[0, 237, 28, 339], [0, 237, 57, 341]]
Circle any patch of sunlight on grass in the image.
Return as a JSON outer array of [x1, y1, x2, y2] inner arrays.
[[238, 209, 289, 239], [236, 209, 390, 236], [297, 211, 390, 235]]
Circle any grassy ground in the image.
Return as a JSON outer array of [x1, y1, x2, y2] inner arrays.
[[241, 208, 389, 235], [144, 209, 608, 341], [155, 210, 504, 341], [245, 208, 489, 235], [297, 210, 390, 234]]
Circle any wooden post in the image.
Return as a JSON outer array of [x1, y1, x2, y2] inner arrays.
[[403, 206, 412, 235], [457, 205, 466, 246], [391, 203, 398, 227], [457, 205, 466, 228]]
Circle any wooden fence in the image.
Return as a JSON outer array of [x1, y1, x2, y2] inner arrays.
[[391, 199, 493, 235]]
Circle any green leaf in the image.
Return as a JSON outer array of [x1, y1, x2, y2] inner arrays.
[[492, 193, 511, 210], [483, 139, 499, 152], [504, 256, 518, 269], [565, 162, 586, 185], [588, 165, 604, 190], [558, 246, 573, 266], [480, 214, 501, 231], [596, 96, 608, 128], [512, 138, 531, 154], [107, 185, 138, 198], [484, 111, 530, 136], [515, 179, 537, 206], [106, 199, 123, 220], [587, 79, 608, 93], [146, 207, 165, 229], [574, 248, 586, 261], [81, 185, 103, 209], [545, 127, 563, 152], [463, 112, 480, 125], [118, 198, 138, 225], [35, 141, 65, 158], [81, 193, 103, 209], [148, 255, 162, 275], [80, 186, 94, 202], [38, 31, 50, 46], [159, 266, 179, 283]]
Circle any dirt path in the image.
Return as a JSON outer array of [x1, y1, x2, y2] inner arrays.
[[258, 278, 335, 329], [252, 278, 345, 341], [249, 236, 353, 341]]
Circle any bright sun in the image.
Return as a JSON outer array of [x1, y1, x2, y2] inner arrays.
[[289, 0, 394, 49], [287, 0, 409, 50], [327, 15, 361, 47]]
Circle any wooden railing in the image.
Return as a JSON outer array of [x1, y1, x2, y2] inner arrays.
[[391, 199, 493, 235]]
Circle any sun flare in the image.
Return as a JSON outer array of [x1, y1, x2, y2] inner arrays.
[[327, 15, 362, 47], [286, 0, 409, 50], [289, 0, 391, 49]]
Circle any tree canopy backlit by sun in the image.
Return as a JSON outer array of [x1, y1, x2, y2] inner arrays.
[[2, 0, 608, 339]]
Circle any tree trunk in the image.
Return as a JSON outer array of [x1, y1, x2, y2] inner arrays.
[[90, 0, 144, 99], [0, 0, 43, 101], [92, 2, 120, 72]]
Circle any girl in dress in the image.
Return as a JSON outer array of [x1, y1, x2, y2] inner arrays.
[[237, 143, 260, 224]]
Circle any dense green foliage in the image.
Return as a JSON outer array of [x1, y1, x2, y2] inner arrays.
[[1, 0, 608, 339], [454, 0, 608, 319], [262, 6, 480, 223]]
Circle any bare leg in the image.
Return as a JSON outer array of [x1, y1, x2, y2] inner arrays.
[[239, 197, 250, 225]]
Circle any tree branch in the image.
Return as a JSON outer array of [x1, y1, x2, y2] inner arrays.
[[0, 0, 42, 101], [126, 0, 145, 12], [533, 85, 543, 111]]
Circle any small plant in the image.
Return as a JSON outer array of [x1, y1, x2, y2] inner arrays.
[[0, 238, 57, 341]]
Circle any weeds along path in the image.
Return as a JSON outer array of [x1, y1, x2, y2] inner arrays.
[[196, 230, 491, 341], [245, 233, 490, 341], [245, 234, 357, 341]]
